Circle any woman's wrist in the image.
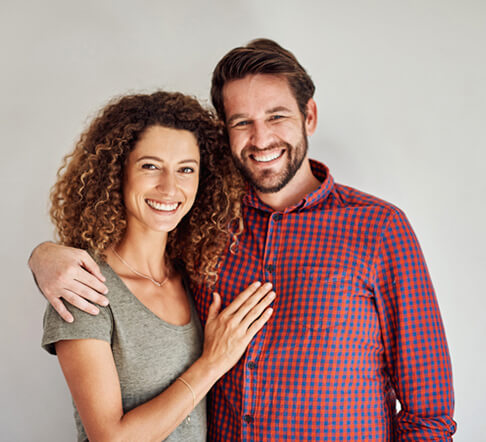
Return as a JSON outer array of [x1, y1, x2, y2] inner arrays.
[[186, 355, 224, 395]]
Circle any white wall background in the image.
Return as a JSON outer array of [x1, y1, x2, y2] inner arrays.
[[1, 0, 484, 440]]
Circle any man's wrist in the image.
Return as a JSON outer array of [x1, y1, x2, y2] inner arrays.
[[27, 241, 54, 271]]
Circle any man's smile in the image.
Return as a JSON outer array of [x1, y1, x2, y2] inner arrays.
[[250, 149, 285, 163]]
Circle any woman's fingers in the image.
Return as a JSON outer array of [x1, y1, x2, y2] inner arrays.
[[240, 290, 276, 329], [230, 282, 274, 323], [206, 292, 222, 323], [201, 285, 276, 375], [222, 281, 264, 315], [246, 307, 274, 338]]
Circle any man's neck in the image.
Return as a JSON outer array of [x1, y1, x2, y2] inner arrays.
[[256, 159, 322, 211]]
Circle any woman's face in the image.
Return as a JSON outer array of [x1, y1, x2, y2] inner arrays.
[[123, 125, 200, 234]]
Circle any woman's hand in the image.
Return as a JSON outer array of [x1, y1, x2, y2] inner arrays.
[[200, 282, 275, 378]]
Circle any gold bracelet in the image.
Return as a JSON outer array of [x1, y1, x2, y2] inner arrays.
[[177, 376, 196, 409]]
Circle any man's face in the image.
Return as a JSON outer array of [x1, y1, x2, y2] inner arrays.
[[222, 74, 315, 194]]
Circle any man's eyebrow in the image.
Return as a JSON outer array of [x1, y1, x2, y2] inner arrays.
[[266, 106, 292, 114]]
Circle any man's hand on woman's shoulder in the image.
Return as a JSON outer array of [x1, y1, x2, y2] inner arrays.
[[28, 242, 109, 322]]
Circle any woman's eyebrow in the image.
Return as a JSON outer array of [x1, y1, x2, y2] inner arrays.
[[136, 156, 199, 164], [136, 155, 163, 163]]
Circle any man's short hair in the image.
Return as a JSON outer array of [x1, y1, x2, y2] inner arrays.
[[211, 38, 316, 121]]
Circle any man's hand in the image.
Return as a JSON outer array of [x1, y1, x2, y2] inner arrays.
[[28, 242, 109, 322]]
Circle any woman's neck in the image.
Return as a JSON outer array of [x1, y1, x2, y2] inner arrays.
[[108, 226, 169, 282]]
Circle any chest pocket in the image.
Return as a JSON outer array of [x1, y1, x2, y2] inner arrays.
[[279, 267, 354, 332]]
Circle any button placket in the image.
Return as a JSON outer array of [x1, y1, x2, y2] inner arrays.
[[241, 211, 282, 441]]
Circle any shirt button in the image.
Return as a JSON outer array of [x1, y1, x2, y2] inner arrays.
[[274, 213, 283, 221], [265, 264, 275, 274], [243, 414, 254, 424], [247, 361, 257, 370]]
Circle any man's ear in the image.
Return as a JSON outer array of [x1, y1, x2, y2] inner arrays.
[[304, 98, 318, 136]]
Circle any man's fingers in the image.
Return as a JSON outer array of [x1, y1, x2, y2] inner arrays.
[[50, 298, 74, 323], [62, 290, 100, 316], [78, 252, 106, 283], [71, 279, 109, 306], [73, 263, 108, 296]]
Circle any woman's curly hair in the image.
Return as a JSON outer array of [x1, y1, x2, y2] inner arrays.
[[50, 91, 245, 286]]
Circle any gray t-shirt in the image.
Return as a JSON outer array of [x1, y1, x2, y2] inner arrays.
[[42, 260, 206, 442]]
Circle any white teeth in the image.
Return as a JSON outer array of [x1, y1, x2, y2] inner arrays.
[[146, 200, 179, 211], [253, 151, 283, 162]]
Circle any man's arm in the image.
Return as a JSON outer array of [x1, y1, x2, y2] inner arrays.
[[372, 209, 456, 440], [29, 242, 109, 322]]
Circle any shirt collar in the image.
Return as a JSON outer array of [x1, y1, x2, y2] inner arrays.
[[243, 159, 335, 212]]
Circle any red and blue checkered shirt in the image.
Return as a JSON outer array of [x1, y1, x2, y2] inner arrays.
[[193, 160, 455, 441]]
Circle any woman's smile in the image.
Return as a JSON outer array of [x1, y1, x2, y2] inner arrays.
[[145, 199, 180, 212]]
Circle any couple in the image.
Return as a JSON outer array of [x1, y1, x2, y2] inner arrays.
[[31, 39, 456, 440]]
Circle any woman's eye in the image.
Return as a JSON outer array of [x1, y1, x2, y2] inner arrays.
[[180, 167, 195, 174], [142, 163, 157, 170]]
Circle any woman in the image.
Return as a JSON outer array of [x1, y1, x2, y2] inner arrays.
[[42, 91, 275, 441]]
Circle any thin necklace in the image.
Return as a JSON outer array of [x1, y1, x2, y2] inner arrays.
[[111, 247, 170, 288]]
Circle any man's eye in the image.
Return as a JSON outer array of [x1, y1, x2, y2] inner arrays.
[[270, 115, 284, 121], [233, 120, 250, 128], [141, 163, 157, 170]]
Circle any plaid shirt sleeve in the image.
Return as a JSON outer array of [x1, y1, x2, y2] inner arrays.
[[372, 208, 456, 440]]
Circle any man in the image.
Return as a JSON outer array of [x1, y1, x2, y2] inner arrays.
[[30, 39, 456, 440]]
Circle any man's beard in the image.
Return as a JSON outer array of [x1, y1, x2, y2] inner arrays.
[[232, 132, 309, 194]]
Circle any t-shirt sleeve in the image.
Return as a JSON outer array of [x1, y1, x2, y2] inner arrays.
[[41, 301, 113, 355]]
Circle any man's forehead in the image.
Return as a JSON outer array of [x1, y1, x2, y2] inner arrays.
[[222, 74, 297, 119]]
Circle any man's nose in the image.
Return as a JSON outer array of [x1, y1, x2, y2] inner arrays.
[[250, 120, 272, 149], [156, 171, 177, 196]]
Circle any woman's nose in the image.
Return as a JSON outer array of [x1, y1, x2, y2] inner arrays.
[[156, 171, 177, 196]]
